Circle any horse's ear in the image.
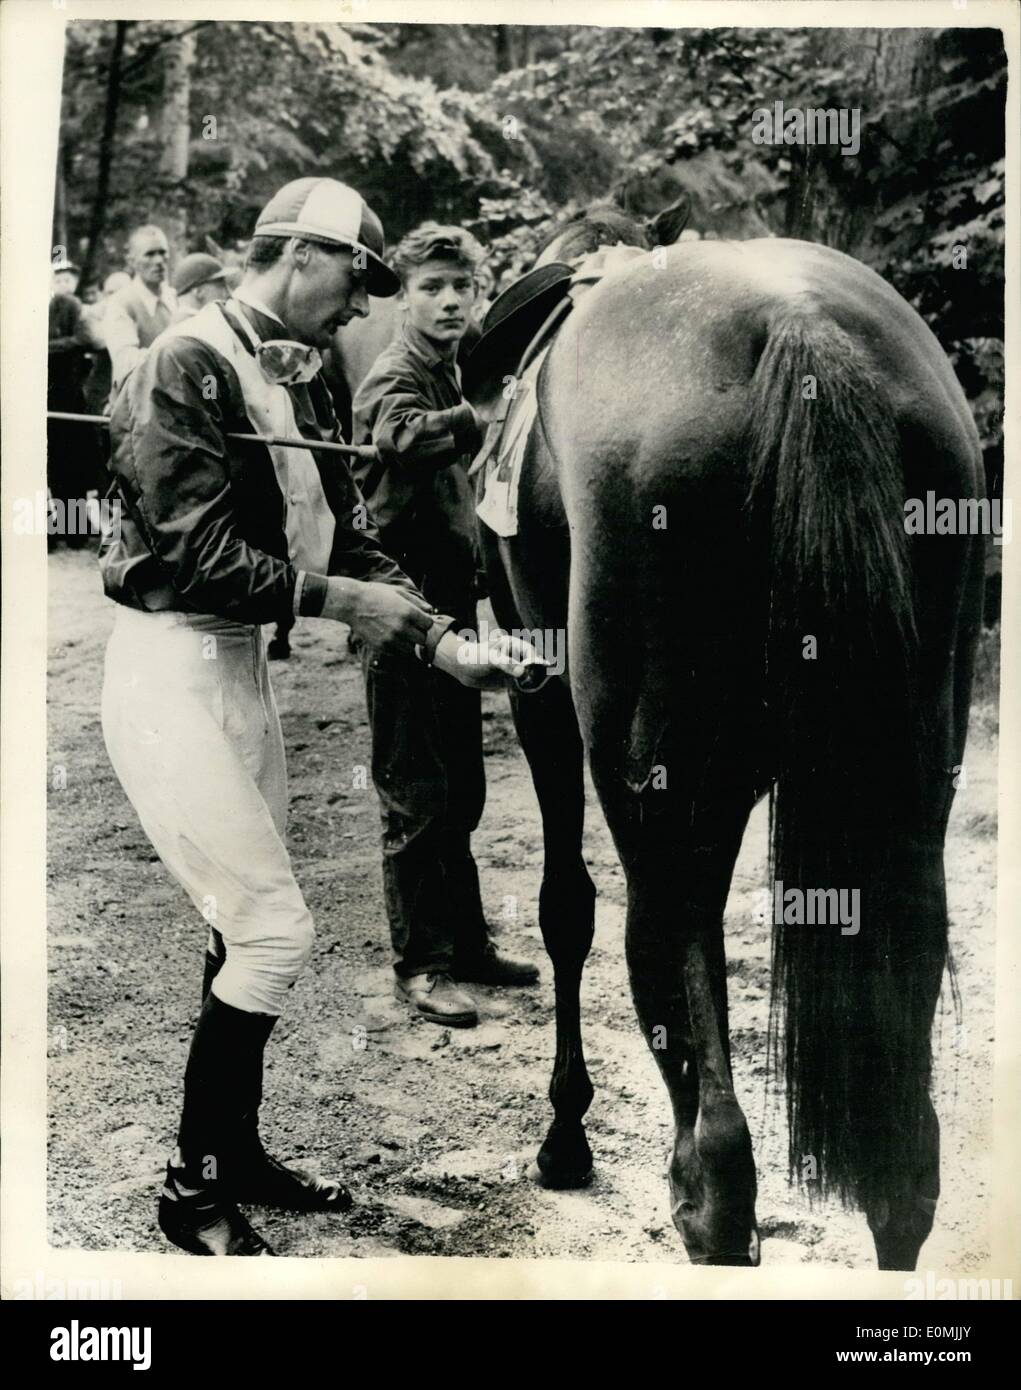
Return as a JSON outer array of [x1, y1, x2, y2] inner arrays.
[[645, 195, 691, 247], [205, 235, 224, 258]]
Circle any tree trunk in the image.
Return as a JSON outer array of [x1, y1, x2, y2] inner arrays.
[[156, 25, 196, 259], [495, 25, 516, 73], [53, 141, 69, 262], [77, 20, 130, 294], [783, 142, 817, 240], [782, 28, 937, 253]]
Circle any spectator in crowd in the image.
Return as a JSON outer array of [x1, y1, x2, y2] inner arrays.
[[82, 271, 131, 417], [51, 261, 80, 297], [470, 260, 496, 335], [82, 269, 131, 339], [48, 260, 102, 546], [171, 252, 230, 322], [103, 224, 178, 393], [105, 269, 133, 295]]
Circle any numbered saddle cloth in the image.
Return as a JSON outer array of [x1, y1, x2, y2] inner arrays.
[[475, 345, 549, 539], [472, 243, 651, 539], [161, 299, 336, 574]]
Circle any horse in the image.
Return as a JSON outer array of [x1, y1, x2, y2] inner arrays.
[[465, 206, 984, 1269]]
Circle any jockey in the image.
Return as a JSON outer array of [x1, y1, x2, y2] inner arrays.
[[99, 178, 539, 1256]]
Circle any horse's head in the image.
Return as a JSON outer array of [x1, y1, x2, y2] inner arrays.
[[534, 195, 691, 267], [535, 202, 649, 267]]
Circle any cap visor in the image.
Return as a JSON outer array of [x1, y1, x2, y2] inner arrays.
[[253, 221, 400, 295], [365, 251, 400, 298]]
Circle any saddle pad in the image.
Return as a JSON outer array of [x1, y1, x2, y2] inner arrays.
[[475, 345, 550, 538], [473, 245, 651, 538]]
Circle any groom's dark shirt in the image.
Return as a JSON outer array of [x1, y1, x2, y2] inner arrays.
[[351, 323, 486, 622]]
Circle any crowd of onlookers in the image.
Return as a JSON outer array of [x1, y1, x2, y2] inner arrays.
[[47, 225, 240, 546]]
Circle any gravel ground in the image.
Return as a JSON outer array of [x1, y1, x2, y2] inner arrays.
[[46, 547, 998, 1269]]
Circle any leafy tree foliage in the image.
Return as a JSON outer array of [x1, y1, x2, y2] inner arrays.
[[57, 18, 1005, 492]]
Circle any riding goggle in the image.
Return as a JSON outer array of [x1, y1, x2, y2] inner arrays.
[[256, 340, 322, 386]]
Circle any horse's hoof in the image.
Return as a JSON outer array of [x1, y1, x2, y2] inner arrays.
[[529, 1159, 594, 1190], [680, 1228, 761, 1267], [691, 1227, 761, 1267], [669, 1166, 761, 1266], [534, 1120, 593, 1189], [693, 1250, 759, 1268]]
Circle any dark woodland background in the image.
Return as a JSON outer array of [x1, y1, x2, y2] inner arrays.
[[55, 19, 1006, 611]]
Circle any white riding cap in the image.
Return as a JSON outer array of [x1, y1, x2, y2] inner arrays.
[[255, 177, 400, 298]]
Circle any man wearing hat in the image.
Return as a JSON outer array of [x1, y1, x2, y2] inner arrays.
[[51, 259, 81, 297], [171, 251, 230, 321], [100, 177, 540, 1257]]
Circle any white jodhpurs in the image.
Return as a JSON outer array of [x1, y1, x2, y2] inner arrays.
[[101, 605, 315, 1016]]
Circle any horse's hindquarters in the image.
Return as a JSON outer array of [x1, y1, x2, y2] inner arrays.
[[538, 238, 984, 1267]]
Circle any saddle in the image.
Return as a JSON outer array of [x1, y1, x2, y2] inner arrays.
[[461, 262, 575, 418], [465, 245, 649, 536]]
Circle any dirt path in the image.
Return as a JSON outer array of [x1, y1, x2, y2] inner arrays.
[[46, 549, 998, 1270]]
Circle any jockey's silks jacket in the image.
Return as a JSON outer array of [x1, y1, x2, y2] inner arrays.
[[100, 299, 420, 625]]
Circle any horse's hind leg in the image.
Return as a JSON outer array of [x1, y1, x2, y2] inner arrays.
[[509, 677, 597, 1187], [863, 842, 946, 1270], [484, 531, 597, 1188], [592, 750, 761, 1265], [866, 535, 984, 1271], [864, 691, 972, 1268]]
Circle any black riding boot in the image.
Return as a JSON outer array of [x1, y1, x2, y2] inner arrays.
[[158, 994, 277, 1256], [230, 1030, 353, 1214], [199, 941, 355, 1214]]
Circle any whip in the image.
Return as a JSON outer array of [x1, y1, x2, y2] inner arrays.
[[46, 411, 379, 462], [46, 414, 552, 692]]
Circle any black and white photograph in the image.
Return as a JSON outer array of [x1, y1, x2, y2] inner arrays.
[[2, 0, 1018, 1312]]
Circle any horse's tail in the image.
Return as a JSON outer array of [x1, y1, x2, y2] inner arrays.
[[746, 307, 940, 1209]]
